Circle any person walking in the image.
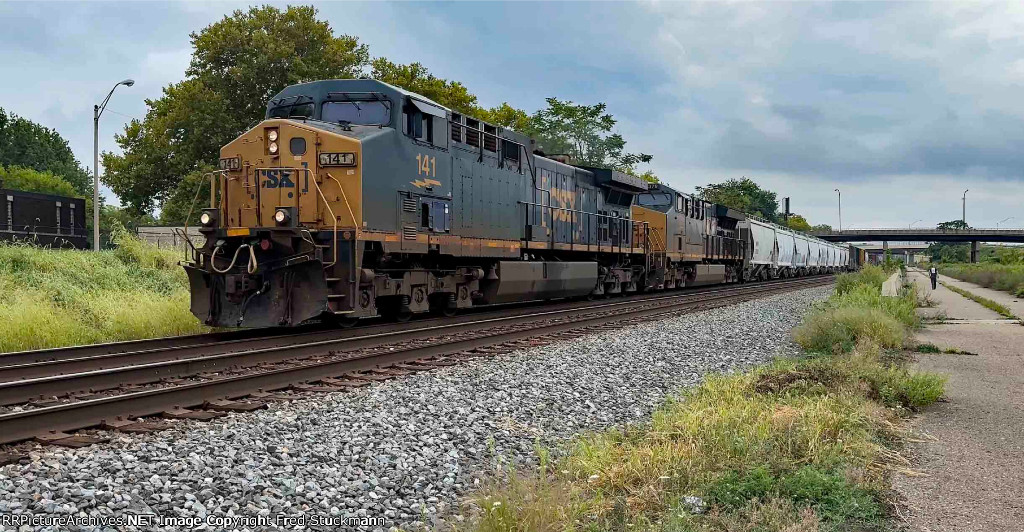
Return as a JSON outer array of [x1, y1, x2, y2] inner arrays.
[[929, 266, 938, 290]]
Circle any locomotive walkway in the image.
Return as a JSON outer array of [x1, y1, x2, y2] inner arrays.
[[893, 269, 1024, 532]]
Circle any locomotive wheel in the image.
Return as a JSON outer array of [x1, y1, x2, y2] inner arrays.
[[323, 314, 359, 328], [336, 317, 359, 328]]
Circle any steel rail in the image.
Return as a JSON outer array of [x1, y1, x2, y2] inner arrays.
[[0, 276, 831, 380], [0, 277, 832, 444], [0, 275, 826, 368], [0, 278, 829, 405]]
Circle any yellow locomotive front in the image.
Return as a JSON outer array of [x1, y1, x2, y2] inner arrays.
[[184, 114, 364, 328]]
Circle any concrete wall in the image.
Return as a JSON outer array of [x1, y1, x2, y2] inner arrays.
[[136, 226, 202, 250]]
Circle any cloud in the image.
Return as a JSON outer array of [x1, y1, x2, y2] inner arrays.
[[1, 1, 1022, 228]]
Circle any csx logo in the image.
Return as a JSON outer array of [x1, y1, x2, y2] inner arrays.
[[260, 170, 295, 189]]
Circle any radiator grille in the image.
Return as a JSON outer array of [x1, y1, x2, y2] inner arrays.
[[402, 198, 417, 212], [402, 225, 418, 240]]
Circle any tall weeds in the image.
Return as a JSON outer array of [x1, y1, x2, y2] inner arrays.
[[0, 231, 205, 352], [940, 263, 1024, 298]]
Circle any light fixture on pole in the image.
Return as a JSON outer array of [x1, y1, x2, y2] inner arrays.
[[834, 188, 841, 232], [94, 78, 135, 251], [961, 189, 969, 227], [998, 216, 1013, 228]]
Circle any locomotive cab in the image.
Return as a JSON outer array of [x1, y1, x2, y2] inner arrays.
[[184, 83, 389, 327]]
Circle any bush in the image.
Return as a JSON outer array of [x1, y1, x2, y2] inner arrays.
[[940, 263, 1024, 298], [465, 262, 944, 532], [0, 236, 204, 352], [794, 306, 906, 353]]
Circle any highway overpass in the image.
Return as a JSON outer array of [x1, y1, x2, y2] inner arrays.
[[810, 228, 1024, 243], [810, 228, 1024, 262]]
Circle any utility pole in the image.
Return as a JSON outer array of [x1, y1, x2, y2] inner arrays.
[[94, 79, 135, 251], [834, 188, 841, 232], [962, 189, 969, 227]]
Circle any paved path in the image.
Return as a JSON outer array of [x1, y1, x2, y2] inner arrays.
[[909, 268, 1006, 321], [936, 271, 1024, 318], [893, 270, 1024, 531]]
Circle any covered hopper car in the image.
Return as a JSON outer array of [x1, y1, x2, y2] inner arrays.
[[182, 79, 851, 328]]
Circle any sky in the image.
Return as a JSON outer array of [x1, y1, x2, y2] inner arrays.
[[2, 1, 1023, 229]]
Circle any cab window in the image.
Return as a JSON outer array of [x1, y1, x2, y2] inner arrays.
[[322, 100, 391, 125], [404, 104, 447, 148]]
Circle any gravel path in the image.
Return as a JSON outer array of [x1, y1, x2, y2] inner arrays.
[[0, 286, 829, 532]]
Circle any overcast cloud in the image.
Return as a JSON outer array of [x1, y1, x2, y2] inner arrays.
[[2, 1, 1022, 229]]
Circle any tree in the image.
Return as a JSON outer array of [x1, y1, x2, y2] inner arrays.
[[810, 223, 833, 232], [529, 98, 651, 169], [102, 5, 369, 215], [695, 177, 780, 222], [0, 109, 91, 194], [927, 242, 969, 263], [158, 166, 215, 225], [371, 59, 481, 115], [0, 166, 80, 197], [477, 102, 533, 133], [937, 219, 970, 230], [784, 214, 812, 232]]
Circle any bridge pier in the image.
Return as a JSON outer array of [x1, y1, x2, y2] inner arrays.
[[971, 241, 979, 263]]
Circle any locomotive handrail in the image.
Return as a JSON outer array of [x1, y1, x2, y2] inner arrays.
[[325, 172, 357, 230], [310, 174, 338, 269], [518, 201, 649, 254]]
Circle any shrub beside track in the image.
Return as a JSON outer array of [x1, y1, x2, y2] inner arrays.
[[0, 229, 207, 352], [468, 265, 945, 532]]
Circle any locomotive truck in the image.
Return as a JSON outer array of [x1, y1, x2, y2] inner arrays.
[[182, 79, 849, 328]]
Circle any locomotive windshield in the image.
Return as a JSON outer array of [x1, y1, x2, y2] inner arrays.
[[322, 100, 391, 126], [268, 95, 314, 119], [636, 192, 672, 207]]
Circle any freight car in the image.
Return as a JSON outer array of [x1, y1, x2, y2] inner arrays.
[[182, 79, 848, 328], [0, 187, 86, 249]]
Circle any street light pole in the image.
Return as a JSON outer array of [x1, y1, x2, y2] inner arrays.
[[998, 216, 1013, 228], [834, 188, 841, 232], [910, 219, 922, 228], [93, 79, 135, 251], [962, 189, 969, 227]]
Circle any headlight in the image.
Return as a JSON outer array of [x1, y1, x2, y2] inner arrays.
[[267, 129, 278, 141], [268, 142, 279, 154], [200, 212, 212, 226], [274, 209, 288, 224]]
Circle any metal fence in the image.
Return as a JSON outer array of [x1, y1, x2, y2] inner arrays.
[[135, 226, 202, 250]]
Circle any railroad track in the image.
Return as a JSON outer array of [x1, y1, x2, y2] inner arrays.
[[0, 276, 832, 450]]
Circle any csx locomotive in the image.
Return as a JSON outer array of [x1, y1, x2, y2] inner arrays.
[[183, 79, 850, 328]]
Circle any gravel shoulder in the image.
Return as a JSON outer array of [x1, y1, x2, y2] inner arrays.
[[0, 286, 830, 532], [893, 275, 1024, 532]]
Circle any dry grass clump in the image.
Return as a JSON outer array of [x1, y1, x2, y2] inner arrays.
[[0, 229, 206, 352]]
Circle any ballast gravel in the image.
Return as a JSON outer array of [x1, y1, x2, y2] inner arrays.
[[0, 285, 829, 532]]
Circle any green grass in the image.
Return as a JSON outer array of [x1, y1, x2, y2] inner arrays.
[[939, 263, 1024, 298], [0, 227, 207, 352], [939, 281, 1017, 319], [464, 265, 945, 532]]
